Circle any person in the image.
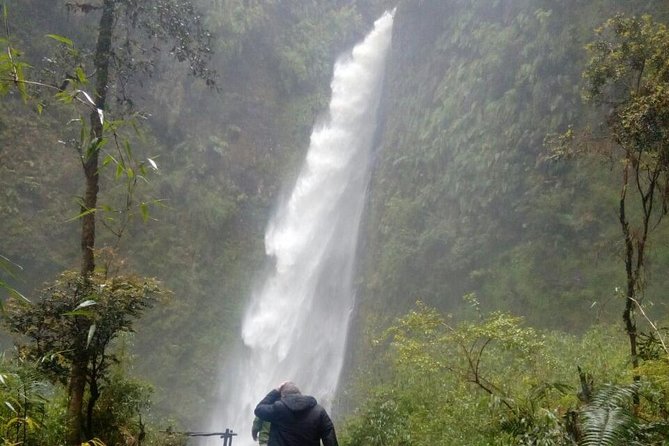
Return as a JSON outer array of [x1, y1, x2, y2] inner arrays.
[[252, 416, 271, 445], [254, 381, 339, 446]]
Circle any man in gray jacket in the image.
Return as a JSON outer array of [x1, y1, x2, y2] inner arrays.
[[254, 382, 338, 446]]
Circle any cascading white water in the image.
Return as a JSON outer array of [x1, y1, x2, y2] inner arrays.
[[205, 10, 394, 445]]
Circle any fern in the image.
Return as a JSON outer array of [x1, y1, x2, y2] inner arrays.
[[580, 385, 638, 446]]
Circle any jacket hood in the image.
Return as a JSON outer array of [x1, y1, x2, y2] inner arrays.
[[282, 394, 317, 412]]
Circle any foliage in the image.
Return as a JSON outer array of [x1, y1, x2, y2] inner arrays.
[[341, 303, 669, 446], [360, 0, 669, 331], [0, 349, 177, 446], [90, 370, 152, 446], [343, 302, 583, 445], [0, 255, 29, 307], [2, 271, 161, 444], [580, 385, 639, 446], [0, 356, 52, 446], [1, 0, 214, 436], [275, 5, 363, 94], [3, 271, 160, 380], [551, 13, 669, 378], [0, 0, 382, 427]]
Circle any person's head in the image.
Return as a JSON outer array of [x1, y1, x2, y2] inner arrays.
[[280, 381, 301, 397]]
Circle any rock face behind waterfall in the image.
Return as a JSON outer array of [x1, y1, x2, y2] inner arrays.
[[354, 0, 669, 336]]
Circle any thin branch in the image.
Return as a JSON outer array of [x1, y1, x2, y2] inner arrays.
[[100, 218, 122, 238], [634, 148, 647, 214], [636, 166, 661, 276], [630, 296, 669, 355], [474, 337, 493, 379], [0, 77, 96, 110]]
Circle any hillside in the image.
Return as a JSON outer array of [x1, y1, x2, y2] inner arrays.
[[1, 0, 669, 443]]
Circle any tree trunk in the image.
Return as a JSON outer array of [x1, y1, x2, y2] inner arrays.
[[85, 368, 101, 439], [80, 0, 114, 276], [69, 1, 115, 444], [66, 355, 89, 445], [620, 191, 639, 374], [620, 159, 641, 406]]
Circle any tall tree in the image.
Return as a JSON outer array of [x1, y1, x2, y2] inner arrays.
[[66, 1, 213, 443], [74, 0, 214, 277], [581, 14, 669, 379], [3, 1, 214, 443]]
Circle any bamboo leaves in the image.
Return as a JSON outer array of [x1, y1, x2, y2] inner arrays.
[[0, 255, 29, 308], [45, 33, 74, 47]]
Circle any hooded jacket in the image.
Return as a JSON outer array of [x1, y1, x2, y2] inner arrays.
[[254, 389, 338, 446]]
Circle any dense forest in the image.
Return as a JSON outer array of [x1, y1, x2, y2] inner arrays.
[[2, 0, 669, 445]]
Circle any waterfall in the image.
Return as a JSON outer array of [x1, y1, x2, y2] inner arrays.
[[205, 10, 394, 445]]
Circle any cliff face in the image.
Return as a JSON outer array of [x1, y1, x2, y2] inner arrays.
[[358, 0, 669, 329]]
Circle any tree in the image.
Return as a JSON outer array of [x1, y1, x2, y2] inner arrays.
[[70, 0, 214, 279], [581, 14, 669, 380], [3, 271, 161, 442], [2, 1, 214, 442], [61, 1, 213, 442]]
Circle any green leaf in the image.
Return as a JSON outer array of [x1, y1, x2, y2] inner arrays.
[[102, 154, 117, 167], [66, 207, 97, 222], [6, 287, 30, 304], [147, 157, 158, 171], [75, 66, 87, 84], [81, 136, 107, 161], [4, 401, 16, 414], [140, 202, 149, 223], [124, 141, 133, 158], [14, 61, 28, 101], [86, 324, 96, 349], [45, 34, 73, 47], [62, 309, 95, 318], [0, 254, 22, 276], [74, 300, 97, 310]]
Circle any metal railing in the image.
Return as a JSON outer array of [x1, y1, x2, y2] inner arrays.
[[164, 428, 237, 445]]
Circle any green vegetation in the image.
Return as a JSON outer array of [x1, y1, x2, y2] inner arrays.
[[0, 0, 212, 443], [582, 14, 669, 379], [362, 0, 642, 325], [342, 3, 669, 445], [3, 271, 162, 443], [2, 0, 669, 445], [340, 302, 669, 445]]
